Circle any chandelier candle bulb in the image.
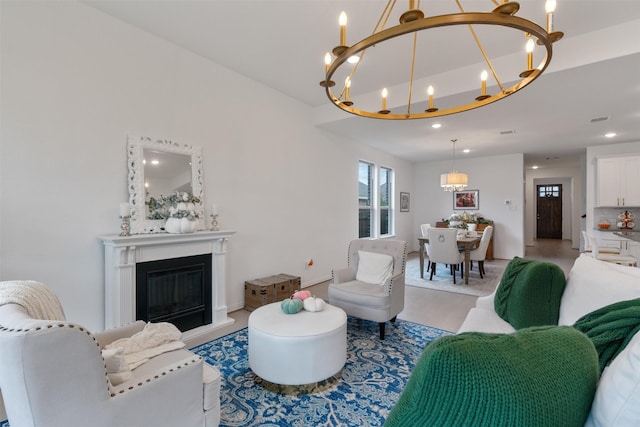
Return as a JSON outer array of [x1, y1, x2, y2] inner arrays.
[[324, 52, 331, 73], [545, 0, 556, 32], [339, 12, 347, 46], [481, 70, 487, 95], [425, 85, 438, 112], [379, 88, 390, 113]]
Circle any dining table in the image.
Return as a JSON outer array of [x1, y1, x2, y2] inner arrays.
[[418, 234, 481, 285]]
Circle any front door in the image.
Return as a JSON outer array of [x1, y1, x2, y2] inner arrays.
[[536, 184, 563, 239]]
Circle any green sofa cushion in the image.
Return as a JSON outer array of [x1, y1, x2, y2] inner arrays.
[[494, 257, 566, 329], [385, 326, 599, 427]]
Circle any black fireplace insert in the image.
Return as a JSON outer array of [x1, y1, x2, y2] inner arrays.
[[136, 254, 212, 332]]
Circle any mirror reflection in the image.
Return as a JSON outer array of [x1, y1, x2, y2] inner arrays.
[[143, 149, 193, 219]]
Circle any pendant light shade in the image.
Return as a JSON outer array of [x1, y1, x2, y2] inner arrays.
[[441, 139, 468, 192]]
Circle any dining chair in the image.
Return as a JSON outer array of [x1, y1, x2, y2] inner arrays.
[[590, 238, 637, 267], [426, 228, 465, 284], [469, 225, 493, 278], [420, 224, 432, 271], [581, 230, 620, 254]]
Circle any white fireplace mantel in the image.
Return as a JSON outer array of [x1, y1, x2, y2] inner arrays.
[[99, 230, 236, 340]]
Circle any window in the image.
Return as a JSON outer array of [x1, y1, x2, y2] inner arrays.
[[358, 161, 394, 238], [539, 185, 560, 198], [379, 167, 392, 235], [359, 162, 373, 238]]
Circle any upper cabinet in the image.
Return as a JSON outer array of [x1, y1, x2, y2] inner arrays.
[[596, 155, 640, 207]]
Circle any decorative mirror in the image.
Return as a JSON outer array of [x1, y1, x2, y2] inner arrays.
[[127, 135, 204, 234]]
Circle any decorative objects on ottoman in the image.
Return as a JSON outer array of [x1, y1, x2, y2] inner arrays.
[[493, 257, 566, 329], [244, 273, 301, 311], [385, 326, 599, 427], [280, 296, 303, 314], [303, 295, 326, 312], [248, 302, 347, 385]]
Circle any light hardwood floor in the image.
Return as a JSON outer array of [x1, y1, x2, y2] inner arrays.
[[186, 239, 580, 347]]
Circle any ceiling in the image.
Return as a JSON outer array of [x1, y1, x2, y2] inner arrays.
[[83, 0, 640, 169]]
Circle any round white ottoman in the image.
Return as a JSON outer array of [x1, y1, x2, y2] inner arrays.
[[248, 302, 347, 385]]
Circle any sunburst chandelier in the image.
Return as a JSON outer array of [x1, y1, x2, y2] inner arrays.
[[441, 139, 468, 192], [320, 0, 563, 120]]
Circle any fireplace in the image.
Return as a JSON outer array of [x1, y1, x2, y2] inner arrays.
[[100, 231, 236, 341], [136, 254, 212, 332]]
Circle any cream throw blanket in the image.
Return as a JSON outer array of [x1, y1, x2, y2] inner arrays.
[[105, 322, 186, 370], [0, 280, 66, 321]]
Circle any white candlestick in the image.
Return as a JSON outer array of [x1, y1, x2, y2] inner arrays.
[[120, 202, 130, 217]]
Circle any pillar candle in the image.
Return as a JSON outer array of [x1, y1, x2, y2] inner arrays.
[[120, 203, 130, 217]]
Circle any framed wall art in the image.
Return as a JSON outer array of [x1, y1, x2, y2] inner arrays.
[[454, 190, 479, 210], [400, 192, 410, 212]]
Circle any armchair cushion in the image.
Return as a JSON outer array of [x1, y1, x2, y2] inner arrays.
[[385, 326, 598, 427], [494, 257, 566, 329], [356, 250, 394, 285]]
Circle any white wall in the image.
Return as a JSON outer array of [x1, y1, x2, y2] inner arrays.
[[412, 153, 525, 259], [0, 2, 414, 331]]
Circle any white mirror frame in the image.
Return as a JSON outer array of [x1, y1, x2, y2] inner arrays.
[[127, 135, 204, 234]]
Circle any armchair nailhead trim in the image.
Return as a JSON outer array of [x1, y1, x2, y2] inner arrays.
[[0, 320, 204, 398]]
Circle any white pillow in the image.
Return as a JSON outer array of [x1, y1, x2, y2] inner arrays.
[[102, 347, 132, 386], [558, 254, 640, 325], [585, 331, 640, 427], [356, 250, 394, 285]]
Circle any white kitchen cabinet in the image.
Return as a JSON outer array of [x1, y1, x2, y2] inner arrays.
[[596, 156, 640, 207]]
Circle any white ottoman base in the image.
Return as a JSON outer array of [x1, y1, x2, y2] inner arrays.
[[248, 303, 347, 385]]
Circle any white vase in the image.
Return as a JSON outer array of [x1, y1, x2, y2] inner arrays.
[[467, 223, 477, 232], [165, 217, 197, 234]]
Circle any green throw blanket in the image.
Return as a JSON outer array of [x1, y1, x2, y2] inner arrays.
[[573, 298, 640, 373]]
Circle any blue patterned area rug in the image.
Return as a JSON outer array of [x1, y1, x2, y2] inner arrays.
[[191, 317, 452, 427]]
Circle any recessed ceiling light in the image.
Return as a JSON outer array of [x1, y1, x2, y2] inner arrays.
[[151, 159, 160, 165], [605, 132, 617, 138], [432, 123, 442, 129], [463, 149, 470, 153], [531, 165, 539, 169]]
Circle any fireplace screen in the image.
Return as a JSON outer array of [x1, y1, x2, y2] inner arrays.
[[136, 254, 212, 332]]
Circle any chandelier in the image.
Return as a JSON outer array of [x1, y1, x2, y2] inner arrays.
[[320, 1, 563, 119], [441, 139, 468, 192]]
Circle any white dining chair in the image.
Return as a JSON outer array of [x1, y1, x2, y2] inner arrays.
[[420, 224, 432, 270], [469, 225, 493, 278], [590, 238, 637, 267], [426, 228, 465, 284], [581, 230, 620, 254]]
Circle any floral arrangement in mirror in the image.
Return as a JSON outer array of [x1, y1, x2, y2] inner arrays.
[[146, 191, 201, 234]]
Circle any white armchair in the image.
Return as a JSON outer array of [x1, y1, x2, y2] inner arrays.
[[0, 281, 220, 427], [329, 239, 407, 340]]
